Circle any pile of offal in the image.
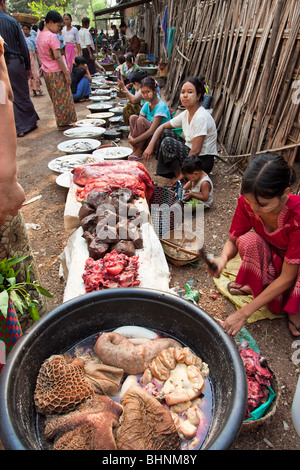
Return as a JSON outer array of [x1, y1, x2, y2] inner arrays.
[[34, 326, 212, 450]]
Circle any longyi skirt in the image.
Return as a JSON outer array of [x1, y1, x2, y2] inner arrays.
[[43, 71, 77, 128]]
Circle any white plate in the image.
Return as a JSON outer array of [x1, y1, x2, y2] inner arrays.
[[87, 103, 113, 111], [57, 138, 101, 154], [109, 107, 124, 114], [86, 112, 115, 119], [92, 146, 133, 160], [63, 127, 106, 138], [89, 95, 112, 101], [56, 171, 72, 188], [75, 119, 106, 127], [48, 153, 104, 173], [90, 89, 112, 96]]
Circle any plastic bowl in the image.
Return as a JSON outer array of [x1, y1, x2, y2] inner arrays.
[[0, 288, 247, 450]]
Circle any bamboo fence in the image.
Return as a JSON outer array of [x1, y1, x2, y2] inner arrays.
[[157, 0, 300, 164]]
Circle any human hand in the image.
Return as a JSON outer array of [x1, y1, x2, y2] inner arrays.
[[0, 181, 25, 225], [142, 145, 154, 162], [205, 255, 226, 278], [222, 309, 248, 336]]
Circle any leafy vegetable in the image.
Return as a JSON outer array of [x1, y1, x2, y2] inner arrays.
[[0, 255, 53, 320]]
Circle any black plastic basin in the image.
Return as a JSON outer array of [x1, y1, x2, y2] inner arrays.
[[0, 288, 247, 450]]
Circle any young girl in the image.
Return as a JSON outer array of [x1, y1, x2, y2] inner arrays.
[[62, 13, 81, 73], [21, 23, 43, 96], [128, 76, 170, 160], [208, 153, 300, 337], [181, 156, 213, 209], [37, 11, 76, 129], [71, 56, 91, 102]]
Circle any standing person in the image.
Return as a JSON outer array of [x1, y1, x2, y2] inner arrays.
[[207, 153, 300, 338], [21, 23, 43, 96], [79, 17, 96, 75], [37, 11, 76, 130], [143, 76, 217, 183], [128, 76, 170, 160], [0, 34, 25, 223], [62, 13, 81, 73], [0, 0, 39, 137]]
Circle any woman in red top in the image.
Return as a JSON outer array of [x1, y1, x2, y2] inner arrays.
[[208, 153, 300, 337]]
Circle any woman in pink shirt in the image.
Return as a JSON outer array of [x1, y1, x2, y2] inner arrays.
[[37, 11, 76, 129]]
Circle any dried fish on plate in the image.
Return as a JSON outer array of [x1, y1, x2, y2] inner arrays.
[[57, 138, 101, 154], [48, 154, 103, 173], [63, 127, 106, 138], [92, 146, 133, 159]]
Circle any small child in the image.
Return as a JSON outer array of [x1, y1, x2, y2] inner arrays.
[[181, 156, 213, 209], [71, 56, 92, 102]]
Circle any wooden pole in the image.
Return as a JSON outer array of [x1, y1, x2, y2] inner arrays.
[[250, 0, 284, 158]]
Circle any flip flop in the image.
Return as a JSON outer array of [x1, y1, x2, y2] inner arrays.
[[128, 154, 143, 161], [227, 281, 251, 296], [288, 318, 300, 337]]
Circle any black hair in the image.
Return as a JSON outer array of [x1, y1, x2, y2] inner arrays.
[[181, 156, 203, 175], [38, 11, 63, 30], [131, 70, 147, 84], [120, 22, 127, 28], [63, 13, 72, 21], [182, 76, 206, 102], [82, 17, 90, 27], [241, 153, 297, 204], [125, 53, 135, 64], [74, 56, 86, 66], [118, 55, 126, 64], [140, 76, 157, 91], [32, 24, 38, 32]]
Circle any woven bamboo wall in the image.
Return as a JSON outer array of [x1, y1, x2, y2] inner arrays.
[[162, 0, 300, 164]]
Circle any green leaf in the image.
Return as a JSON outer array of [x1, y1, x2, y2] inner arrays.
[[9, 290, 25, 316], [0, 290, 9, 318], [7, 255, 29, 268], [28, 304, 40, 322], [33, 283, 53, 298], [26, 261, 33, 283]]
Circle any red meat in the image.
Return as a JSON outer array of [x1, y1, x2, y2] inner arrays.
[[76, 174, 146, 201], [72, 160, 155, 203], [82, 250, 140, 292]]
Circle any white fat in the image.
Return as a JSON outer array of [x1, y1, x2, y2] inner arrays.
[[128, 337, 152, 345], [113, 326, 158, 340], [119, 375, 138, 399]]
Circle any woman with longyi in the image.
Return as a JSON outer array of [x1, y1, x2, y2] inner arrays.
[[207, 153, 300, 338]]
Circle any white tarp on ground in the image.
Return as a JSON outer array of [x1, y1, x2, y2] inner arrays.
[[60, 180, 170, 302]]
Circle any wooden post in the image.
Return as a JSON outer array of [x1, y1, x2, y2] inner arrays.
[[250, 0, 284, 159]]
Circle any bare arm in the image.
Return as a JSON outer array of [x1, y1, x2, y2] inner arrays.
[[142, 120, 173, 162], [184, 180, 211, 202], [223, 262, 299, 336], [53, 49, 71, 85], [188, 135, 205, 156], [129, 115, 163, 146], [0, 46, 25, 224]]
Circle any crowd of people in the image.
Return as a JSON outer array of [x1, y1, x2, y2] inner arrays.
[[1, 4, 300, 340]]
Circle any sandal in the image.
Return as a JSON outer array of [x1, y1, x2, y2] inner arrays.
[[227, 281, 251, 296], [17, 132, 25, 137], [128, 154, 143, 161]]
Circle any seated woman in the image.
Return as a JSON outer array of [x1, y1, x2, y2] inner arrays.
[[127, 76, 171, 160], [207, 153, 300, 338], [119, 53, 140, 85], [143, 76, 217, 182], [117, 69, 147, 125], [181, 156, 213, 209], [71, 56, 92, 102]]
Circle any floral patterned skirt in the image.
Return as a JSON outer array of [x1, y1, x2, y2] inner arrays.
[[44, 71, 76, 127]]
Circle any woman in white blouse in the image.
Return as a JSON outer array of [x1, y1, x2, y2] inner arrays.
[[143, 76, 217, 182], [62, 13, 81, 73]]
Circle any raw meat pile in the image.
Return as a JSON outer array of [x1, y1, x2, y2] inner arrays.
[[82, 250, 140, 292], [238, 341, 272, 419], [72, 160, 155, 203]]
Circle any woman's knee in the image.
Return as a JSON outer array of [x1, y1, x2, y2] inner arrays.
[[236, 232, 269, 256]]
